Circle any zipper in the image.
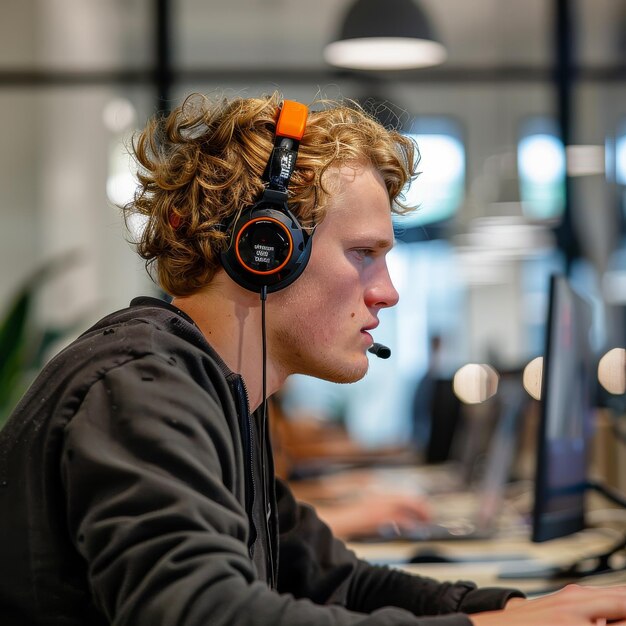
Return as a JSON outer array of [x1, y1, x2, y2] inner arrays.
[[259, 406, 276, 589], [233, 376, 257, 553], [233, 375, 276, 589]]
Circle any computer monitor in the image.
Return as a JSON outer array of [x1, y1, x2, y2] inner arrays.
[[498, 275, 626, 581], [531, 273, 594, 542]]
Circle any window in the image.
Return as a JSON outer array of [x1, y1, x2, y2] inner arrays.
[[394, 117, 465, 231], [517, 117, 566, 221], [616, 120, 626, 186]]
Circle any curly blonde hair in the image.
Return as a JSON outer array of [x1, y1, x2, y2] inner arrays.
[[125, 91, 418, 296]]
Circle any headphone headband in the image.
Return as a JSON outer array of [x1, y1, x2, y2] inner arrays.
[[263, 101, 308, 194]]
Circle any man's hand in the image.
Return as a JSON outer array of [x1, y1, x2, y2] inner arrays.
[[471, 584, 626, 625], [315, 490, 431, 540]]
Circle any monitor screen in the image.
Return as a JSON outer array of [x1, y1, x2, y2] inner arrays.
[[532, 274, 594, 542]]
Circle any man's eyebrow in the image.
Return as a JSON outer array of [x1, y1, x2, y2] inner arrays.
[[370, 238, 395, 250], [346, 235, 396, 250]]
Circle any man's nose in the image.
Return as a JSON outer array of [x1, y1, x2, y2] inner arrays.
[[365, 264, 399, 309]]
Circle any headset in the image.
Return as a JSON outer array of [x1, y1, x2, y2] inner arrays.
[[220, 102, 313, 589], [219, 99, 392, 360], [220, 100, 313, 294]]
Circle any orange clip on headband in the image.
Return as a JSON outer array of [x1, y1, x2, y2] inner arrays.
[[276, 100, 308, 141]]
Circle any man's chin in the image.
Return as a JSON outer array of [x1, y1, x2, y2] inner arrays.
[[314, 355, 369, 384]]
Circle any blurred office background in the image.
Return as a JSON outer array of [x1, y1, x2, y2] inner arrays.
[[1, 0, 625, 447]]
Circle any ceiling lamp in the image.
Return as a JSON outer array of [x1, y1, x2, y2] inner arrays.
[[324, 0, 447, 71]]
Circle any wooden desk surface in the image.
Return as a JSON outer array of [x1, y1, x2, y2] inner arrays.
[[348, 528, 626, 595]]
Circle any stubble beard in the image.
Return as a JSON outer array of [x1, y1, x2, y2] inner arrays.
[[272, 326, 369, 384]]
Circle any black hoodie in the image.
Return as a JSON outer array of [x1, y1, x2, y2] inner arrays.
[[0, 297, 522, 625]]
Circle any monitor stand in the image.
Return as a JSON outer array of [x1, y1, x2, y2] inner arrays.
[[498, 535, 626, 581], [499, 480, 626, 581]]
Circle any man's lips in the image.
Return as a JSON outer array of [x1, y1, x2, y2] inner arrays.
[[360, 322, 379, 345], [361, 320, 379, 333]]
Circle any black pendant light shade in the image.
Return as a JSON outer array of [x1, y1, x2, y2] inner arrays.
[[324, 0, 447, 70]]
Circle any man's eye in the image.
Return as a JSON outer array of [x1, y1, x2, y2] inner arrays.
[[350, 249, 377, 265]]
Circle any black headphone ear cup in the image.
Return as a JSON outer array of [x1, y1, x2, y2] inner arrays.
[[220, 100, 310, 293], [221, 202, 313, 294]]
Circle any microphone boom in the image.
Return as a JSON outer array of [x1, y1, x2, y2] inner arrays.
[[368, 343, 391, 359]]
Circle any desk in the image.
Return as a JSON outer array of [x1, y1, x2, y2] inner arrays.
[[348, 528, 626, 595]]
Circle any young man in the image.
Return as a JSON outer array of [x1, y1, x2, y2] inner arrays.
[[1, 93, 625, 626]]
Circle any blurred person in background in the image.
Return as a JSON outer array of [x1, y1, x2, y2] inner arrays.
[[411, 334, 443, 456], [269, 390, 432, 541], [1, 91, 625, 626]]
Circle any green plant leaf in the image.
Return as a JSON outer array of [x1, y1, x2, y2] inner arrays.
[[0, 289, 32, 415], [0, 249, 83, 426]]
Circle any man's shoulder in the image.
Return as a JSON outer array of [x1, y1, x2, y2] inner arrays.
[[0, 296, 239, 473], [2, 297, 228, 436], [64, 296, 230, 392], [80, 296, 198, 344], [71, 296, 217, 365]]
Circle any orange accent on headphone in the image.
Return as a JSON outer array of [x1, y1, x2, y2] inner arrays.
[[234, 216, 294, 275], [276, 101, 308, 141]]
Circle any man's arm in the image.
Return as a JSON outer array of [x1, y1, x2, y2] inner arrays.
[[60, 356, 471, 625], [276, 479, 523, 616], [277, 481, 626, 625]]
